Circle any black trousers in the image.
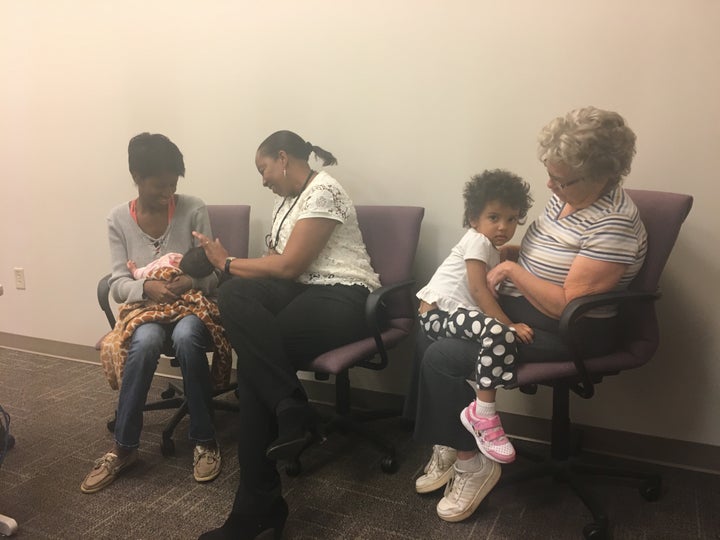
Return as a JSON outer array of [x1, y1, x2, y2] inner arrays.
[[410, 295, 618, 452], [217, 277, 369, 513]]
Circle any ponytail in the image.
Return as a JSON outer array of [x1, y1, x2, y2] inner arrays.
[[258, 130, 338, 166], [306, 141, 338, 166]]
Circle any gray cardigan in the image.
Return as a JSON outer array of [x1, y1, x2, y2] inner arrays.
[[106, 194, 218, 303]]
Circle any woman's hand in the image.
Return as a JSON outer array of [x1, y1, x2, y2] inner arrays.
[[192, 231, 228, 269], [166, 274, 192, 296], [143, 279, 179, 303], [486, 261, 517, 297]]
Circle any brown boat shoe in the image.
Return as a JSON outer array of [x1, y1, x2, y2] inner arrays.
[[193, 443, 221, 482], [80, 449, 138, 494]]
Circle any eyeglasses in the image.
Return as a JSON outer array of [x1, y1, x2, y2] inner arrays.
[[548, 173, 584, 190]]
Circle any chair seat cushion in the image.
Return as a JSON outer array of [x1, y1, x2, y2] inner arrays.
[[515, 338, 656, 387], [303, 318, 414, 375]]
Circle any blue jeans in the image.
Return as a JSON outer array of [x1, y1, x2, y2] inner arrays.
[[114, 315, 215, 449]]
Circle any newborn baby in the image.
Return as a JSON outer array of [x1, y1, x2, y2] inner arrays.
[[127, 247, 215, 279]]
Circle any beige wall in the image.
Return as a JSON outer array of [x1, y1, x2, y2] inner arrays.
[[1, 1, 718, 445]]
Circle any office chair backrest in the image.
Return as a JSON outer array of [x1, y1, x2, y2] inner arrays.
[[355, 205, 425, 320], [624, 189, 693, 293], [304, 205, 424, 375], [207, 205, 251, 258], [612, 189, 693, 366]]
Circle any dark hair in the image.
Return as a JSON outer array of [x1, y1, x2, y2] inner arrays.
[[128, 133, 185, 180], [179, 246, 215, 278], [257, 130, 338, 166], [463, 169, 533, 228]]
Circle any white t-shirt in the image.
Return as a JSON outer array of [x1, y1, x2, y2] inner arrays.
[[270, 171, 381, 290], [416, 229, 500, 314]]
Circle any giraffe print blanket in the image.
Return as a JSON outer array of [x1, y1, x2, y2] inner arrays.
[[100, 266, 232, 391]]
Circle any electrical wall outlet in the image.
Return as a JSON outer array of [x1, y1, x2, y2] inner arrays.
[[14, 268, 26, 290]]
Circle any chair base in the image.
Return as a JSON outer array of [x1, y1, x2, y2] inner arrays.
[[326, 406, 400, 473], [496, 383, 662, 539], [284, 369, 404, 476], [285, 404, 400, 477], [499, 443, 661, 539]]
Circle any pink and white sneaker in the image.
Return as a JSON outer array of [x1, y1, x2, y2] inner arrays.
[[460, 402, 516, 464]]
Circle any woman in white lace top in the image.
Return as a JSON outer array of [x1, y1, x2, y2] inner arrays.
[[193, 130, 380, 539]]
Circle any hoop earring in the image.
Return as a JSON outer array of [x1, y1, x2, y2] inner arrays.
[[283, 168, 286, 178]]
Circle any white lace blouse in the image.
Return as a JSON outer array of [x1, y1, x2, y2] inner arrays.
[[269, 171, 381, 291]]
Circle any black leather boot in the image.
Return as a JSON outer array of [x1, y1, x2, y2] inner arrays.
[[197, 497, 288, 540], [265, 398, 319, 461]]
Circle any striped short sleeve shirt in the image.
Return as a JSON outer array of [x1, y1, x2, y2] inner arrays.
[[501, 188, 647, 316]]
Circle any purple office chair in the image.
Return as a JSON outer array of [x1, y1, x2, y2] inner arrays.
[[502, 190, 693, 539], [287, 205, 425, 476], [97, 204, 250, 456]]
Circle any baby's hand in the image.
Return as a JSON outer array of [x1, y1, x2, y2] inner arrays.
[[127, 260, 138, 272], [509, 322, 534, 344]]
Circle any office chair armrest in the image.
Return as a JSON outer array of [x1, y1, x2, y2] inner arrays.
[[557, 288, 661, 399], [97, 273, 117, 329], [364, 279, 416, 369], [558, 289, 662, 335]]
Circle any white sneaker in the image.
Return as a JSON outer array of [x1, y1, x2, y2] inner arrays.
[[416, 445, 457, 493], [436, 458, 501, 522]]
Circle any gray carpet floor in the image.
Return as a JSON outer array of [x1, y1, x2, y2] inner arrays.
[[0, 346, 718, 539]]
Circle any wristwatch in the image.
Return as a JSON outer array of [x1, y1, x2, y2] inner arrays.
[[224, 257, 237, 275]]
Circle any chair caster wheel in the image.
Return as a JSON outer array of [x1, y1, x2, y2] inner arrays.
[[583, 518, 608, 540], [107, 418, 116, 432], [285, 459, 302, 477], [160, 437, 175, 457], [380, 455, 398, 474], [161, 387, 176, 399], [640, 477, 662, 501]]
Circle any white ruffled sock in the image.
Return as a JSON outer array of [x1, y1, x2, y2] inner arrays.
[[473, 398, 496, 418]]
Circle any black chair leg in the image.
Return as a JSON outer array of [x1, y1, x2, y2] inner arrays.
[[209, 382, 240, 414], [290, 371, 399, 475], [108, 381, 185, 433], [144, 381, 185, 411], [564, 469, 609, 538], [160, 400, 189, 456], [570, 461, 662, 501], [323, 412, 398, 473], [156, 383, 239, 456]]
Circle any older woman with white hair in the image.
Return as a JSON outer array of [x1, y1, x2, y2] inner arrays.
[[411, 106, 648, 522]]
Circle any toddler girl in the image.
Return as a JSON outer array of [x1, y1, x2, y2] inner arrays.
[[416, 169, 533, 471]]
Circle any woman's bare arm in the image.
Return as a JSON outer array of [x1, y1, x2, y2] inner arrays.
[[486, 256, 627, 319], [194, 217, 338, 280]]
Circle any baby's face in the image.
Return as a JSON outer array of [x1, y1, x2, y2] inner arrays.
[[168, 253, 183, 267], [470, 200, 521, 248]]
